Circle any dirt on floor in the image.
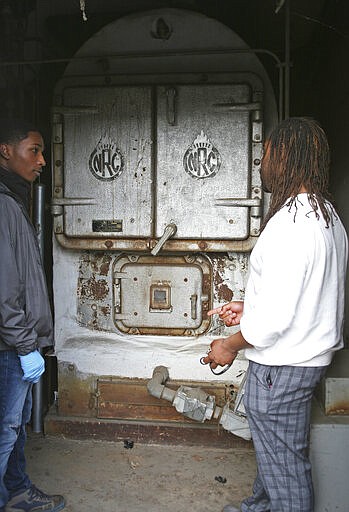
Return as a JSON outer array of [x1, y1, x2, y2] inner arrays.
[[25, 432, 256, 512]]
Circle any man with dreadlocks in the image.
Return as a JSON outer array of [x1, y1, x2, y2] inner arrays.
[[203, 117, 348, 512]]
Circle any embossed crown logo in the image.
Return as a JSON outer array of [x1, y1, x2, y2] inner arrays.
[[183, 130, 221, 179], [192, 131, 213, 151], [89, 137, 123, 181], [97, 141, 117, 152]]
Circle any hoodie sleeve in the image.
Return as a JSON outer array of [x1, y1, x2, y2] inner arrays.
[[0, 197, 38, 355]]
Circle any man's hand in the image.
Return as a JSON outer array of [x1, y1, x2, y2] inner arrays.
[[201, 338, 238, 369], [19, 350, 45, 383], [208, 301, 244, 327]]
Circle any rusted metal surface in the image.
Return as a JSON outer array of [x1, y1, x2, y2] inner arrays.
[[44, 412, 252, 449], [316, 349, 349, 416], [55, 233, 257, 253], [78, 276, 109, 301], [57, 363, 97, 417], [97, 378, 231, 422], [212, 254, 248, 304], [77, 252, 114, 331], [76, 252, 216, 335], [325, 401, 349, 416], [57, 364, 237, 425], [75, 251, 249, 334]]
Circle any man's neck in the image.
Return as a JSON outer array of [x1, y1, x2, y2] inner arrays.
[[299, 186, 308, 193]]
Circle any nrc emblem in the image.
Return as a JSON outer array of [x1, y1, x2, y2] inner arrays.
[[89, 140, 123, 181], [183, 131, 221, 179]]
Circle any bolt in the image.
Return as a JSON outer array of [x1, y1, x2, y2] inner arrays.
[[198, 241, 207, 250]]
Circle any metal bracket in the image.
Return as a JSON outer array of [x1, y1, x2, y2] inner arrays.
[[212, 101, 262, 112], [51, 106, 99, 115], [51, 197, 96, 216], [214, 197, 262, 218]]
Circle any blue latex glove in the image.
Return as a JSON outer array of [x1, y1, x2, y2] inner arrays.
[[19, 350, 45, 383]]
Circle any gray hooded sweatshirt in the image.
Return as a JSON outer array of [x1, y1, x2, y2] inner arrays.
[[0, 181, 53, 355]]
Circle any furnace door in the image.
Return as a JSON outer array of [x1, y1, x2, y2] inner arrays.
[[56, 80, 260, 243], [60, 86, 153, 238], [156, 83, 253, 240]]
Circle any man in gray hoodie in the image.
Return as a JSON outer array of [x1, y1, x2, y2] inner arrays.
[[0, 119, 65, 512]]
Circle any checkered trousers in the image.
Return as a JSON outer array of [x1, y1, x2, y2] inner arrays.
[[240, 361, 327, 512]]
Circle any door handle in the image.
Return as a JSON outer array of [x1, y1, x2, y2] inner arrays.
[[166, 88, 177, 126], [215, 197, 262, 218], [190, 294, 197, 320], [151, 223, 177, 255]]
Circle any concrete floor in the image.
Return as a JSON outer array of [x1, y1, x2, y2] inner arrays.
[[25, 432, 257, 512]]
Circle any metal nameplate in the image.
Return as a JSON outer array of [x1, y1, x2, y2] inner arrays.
[[92, 220, 123, 232]]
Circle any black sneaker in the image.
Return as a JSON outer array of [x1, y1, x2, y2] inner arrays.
[[5, 485, 65, 511]]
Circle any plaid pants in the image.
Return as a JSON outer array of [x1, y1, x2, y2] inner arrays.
[[240, 361, 327, 512]]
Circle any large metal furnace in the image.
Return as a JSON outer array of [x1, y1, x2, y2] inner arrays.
[[48, 8, 278, 437]]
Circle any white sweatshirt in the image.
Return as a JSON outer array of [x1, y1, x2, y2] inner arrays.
[[241, 194, 348, 367]]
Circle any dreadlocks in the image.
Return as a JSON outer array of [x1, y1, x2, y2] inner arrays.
[[261, 117, 334, 230]]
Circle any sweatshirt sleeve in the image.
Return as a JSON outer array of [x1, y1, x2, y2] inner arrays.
[[240, 216, 313, 349], [0, 198, 38, 354]]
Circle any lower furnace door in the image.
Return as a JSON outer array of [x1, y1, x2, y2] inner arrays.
[[113, 254, 211, 336]]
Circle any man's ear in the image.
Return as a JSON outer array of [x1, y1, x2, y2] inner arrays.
[[0, 143, 10, 160]]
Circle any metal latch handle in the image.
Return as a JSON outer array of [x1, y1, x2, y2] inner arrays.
[[212, 102, 262, 112], [151, 223, 177, 256], [51, 197, 96, 216], [166, 88, 177, 126], [215, 197, 262, 218]]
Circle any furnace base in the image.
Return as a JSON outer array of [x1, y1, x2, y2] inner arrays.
[[44, 409, 252, 449]]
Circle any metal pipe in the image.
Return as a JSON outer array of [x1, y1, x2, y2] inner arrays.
[[54, 231, 258, 253], [0, 47, 282, 68], [278, 62, 284, 122], [146, 366, 176, 402], [147, 366, 251, 438], [31, 182, 46, 433], [147, 366, 220, 422], [284, 0, 291, 118], [34, 182, 45, 255]]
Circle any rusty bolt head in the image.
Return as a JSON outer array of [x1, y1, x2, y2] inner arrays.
[[198, 241, 207, 250]]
